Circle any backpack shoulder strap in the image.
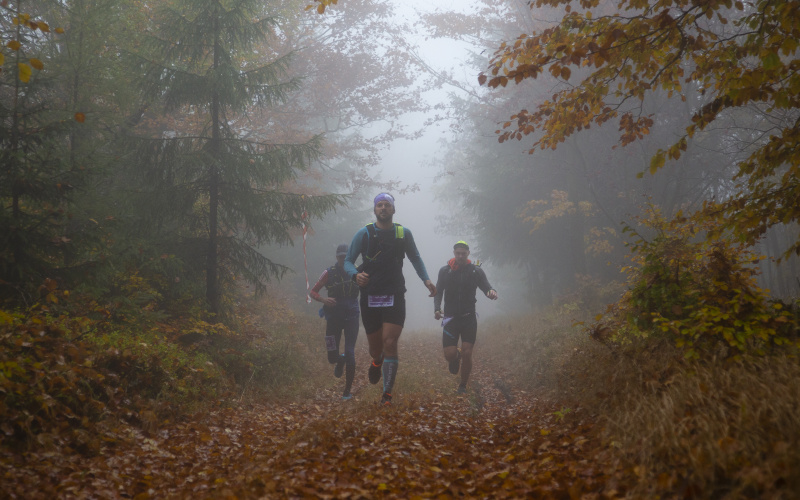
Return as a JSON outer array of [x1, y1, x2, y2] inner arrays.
[[393, 223, 405, 259], [363, 223, 405, 260], [324, 265, 338, 289]]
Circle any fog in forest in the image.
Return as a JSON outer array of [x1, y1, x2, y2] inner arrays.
[[3, 0, 798, 324], [266, 0, 800, 330], [278, 0, 504, 330], [4, 0, 800, 495]]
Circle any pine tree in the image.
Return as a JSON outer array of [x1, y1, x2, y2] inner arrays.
[[0, 0, 86, 302], [128, 0, 342, 315]]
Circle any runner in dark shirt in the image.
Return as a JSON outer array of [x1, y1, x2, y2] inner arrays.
[[434, 240, 497, 393], [344, 193, 436, 406], [310, 244, 360, 400]]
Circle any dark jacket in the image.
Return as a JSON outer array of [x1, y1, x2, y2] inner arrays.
[[434, 260, 494, 317]]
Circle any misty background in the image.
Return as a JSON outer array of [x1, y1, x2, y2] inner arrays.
[[275, 0, 502, 331], [266, 0, 800, 331], [3, 0, 797, 324]]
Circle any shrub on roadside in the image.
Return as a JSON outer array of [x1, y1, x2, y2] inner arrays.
[[220, 292, 331, 400], [590, 206, 799, 359], [0, 302, 232, 453], [0, 279, 331, 454], [489, 298, 800, 498]]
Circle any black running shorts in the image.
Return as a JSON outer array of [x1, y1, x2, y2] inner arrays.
[[360, 293, 406, 334], [442, 313, 477, 348]]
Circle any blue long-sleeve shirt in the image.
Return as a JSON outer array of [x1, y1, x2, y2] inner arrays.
[[344, 224, 430, 288]]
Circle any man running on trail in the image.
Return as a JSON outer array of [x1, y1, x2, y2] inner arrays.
[[434, 240, 498, 394], [309, 244, 360, 400], [344, 193, 436, 406]]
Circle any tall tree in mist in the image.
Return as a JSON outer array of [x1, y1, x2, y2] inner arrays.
[[129, 0, 342, 315], [48, 0, 148, 288]]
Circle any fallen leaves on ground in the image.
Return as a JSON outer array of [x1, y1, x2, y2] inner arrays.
[[1, 335, 625, 498]]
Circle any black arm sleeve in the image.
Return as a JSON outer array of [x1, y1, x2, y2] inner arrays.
[[434, 266, 447, 312], [475, 267, 494, 296]]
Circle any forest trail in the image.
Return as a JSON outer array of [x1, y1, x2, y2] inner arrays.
[[3, 334, 622, 499]]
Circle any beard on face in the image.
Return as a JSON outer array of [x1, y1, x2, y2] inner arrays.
[[374, 207, 394, 221]]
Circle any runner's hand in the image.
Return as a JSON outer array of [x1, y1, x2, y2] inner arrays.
[[324, 297, 337, 307], [487, 290, 498, 300], [435, 311, 442, 320], [425, 280, 436, 297], [355, 272, 369, 287]]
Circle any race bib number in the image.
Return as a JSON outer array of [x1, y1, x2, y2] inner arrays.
[[324, 335, 336, 351], [368, 294, 394, 307]]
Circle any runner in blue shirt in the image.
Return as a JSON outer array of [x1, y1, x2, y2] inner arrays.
[[344, 193, 436, 406]]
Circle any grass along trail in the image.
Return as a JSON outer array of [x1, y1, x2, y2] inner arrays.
[[3, 331, 622, 499]]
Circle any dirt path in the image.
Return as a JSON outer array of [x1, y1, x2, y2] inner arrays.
[[2, 335, 623, 499]]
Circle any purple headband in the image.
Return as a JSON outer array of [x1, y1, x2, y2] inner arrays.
[[373, 193, 395, 207]]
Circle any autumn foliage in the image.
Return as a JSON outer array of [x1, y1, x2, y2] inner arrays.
[[3, 274, 800, 497], [482, 303, 800, 498], [480, 0, 800, 258], [0, 274, 319, 454], [589, 206, 799, 357], [0, 9, 62, 82], [0, 305, 623, 499], [0, 294, 219, 455]]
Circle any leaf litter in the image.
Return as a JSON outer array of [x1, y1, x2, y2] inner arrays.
[[1, 334, 624, 498]]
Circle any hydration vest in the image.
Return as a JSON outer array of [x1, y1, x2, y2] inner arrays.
[[441, 261, 484, 316], [324, 264, 359, 300], [363, 223, 404, 262], [359, 223, 406, 295]]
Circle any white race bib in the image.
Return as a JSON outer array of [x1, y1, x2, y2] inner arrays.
[[368, 294, 394, 307]]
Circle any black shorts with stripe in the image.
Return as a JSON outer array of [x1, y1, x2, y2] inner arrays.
[[442, 313, 477, 348]]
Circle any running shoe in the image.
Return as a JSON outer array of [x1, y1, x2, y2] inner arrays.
[[334, 355, 345, 378], [368, 360, 383, 384], [380, 392, 392, 406], [341, 393, 352, 401], [457, 384, 467, 394], [448, 349, 461, 375]]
